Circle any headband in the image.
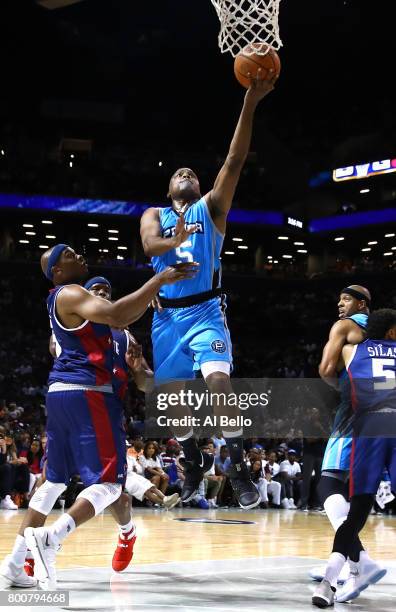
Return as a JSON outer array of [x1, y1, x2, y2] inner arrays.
[[341, 287, 371, 307], [45, 244, 69, 280], [84, 276, 112, 291]]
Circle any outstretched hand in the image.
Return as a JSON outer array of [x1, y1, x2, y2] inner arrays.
[[245, 68, 277, 106], [172, 213, 197, 248]]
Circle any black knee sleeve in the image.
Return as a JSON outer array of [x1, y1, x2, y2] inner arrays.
[[333, 494, 373, 560]]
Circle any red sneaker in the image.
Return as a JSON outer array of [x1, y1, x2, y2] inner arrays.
[[24, 558, 35, 577], [112, 531, 136, 572]]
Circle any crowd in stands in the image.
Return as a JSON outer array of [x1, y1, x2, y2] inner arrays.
[[1, 263, 396, 513]]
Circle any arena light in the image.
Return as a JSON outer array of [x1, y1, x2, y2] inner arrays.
[[117, 246, 128, 250], [42, 220, 53, 224], [102, 249, 109, 253], [39, 245, 49, 249], [108, 237, 118, 241], [23, 224, 34, 228], [224, 251, 235, 255], [70, 154, 75, 159], [359, 188, 370, 194], [69, 161, 73, 168], [232, 238, 243, 242], [89, 238, 99, 242], [297, 249, 307, 253], [294, 241, 304, 246], [238, 245, 248, 250], [45, 235, 56, 239], [88, 223, 98, 227], [392, 246, 396, 250], [108, 229, 119, 234], [334, 237, 344, 241], [1, 149, 5, 156], [368, 241, 378, 245], [384, 252, 393, 256], [158, 161, 163, 167], [117, 255, 124, 260], [267, 256, 272, 259], [19, 240, 29, 244], [282, 255, 292, 259], [385, 233, 395, 238], [278, 236, 288, 240], [274, 260, 279, 263], [361, 248, 371, 252], [25, 231, 36, 235]]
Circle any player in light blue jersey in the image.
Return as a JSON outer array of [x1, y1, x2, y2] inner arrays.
[[140, 72, 277, 509], [309, 285, 377, 586]]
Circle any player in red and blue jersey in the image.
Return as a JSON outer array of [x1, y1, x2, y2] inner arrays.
[[312, 308, 396, 607], [0, 244, 196, 590]]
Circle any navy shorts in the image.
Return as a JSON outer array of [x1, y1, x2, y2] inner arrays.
[[45, 389, 127, 487], [350, 412, 396, 497]]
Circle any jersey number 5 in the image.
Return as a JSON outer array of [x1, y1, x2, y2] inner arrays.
[[372, 358, 396, 390], [175, 240, 193, 263]]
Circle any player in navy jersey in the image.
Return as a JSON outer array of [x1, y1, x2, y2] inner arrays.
[[312, 308, 394, 607], [309, 285, 377, 585], [0, 244, 196, 590], [140, 73, 277, 509]]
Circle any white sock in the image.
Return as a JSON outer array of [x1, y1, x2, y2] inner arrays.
[[9, 534, 28, 567], [324, 494, 349, 531], [119, 517, 136, 540], [359, 550, 373, 566], [324, 552, 346, 588], [348, 559, 359, 574], [49, 513, 76, 543]]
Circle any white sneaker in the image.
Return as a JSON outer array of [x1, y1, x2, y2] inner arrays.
[[309, 561, 350, 585], [163, 493, 180, 510], [281, 498, 290, 509], [0, 555, 37, 588], [208, 499, 219, 508], [24, 527, 60, 588], [288, 498, 297, 509], [0, 495, 18, 510], [336, 562, 387, 602]]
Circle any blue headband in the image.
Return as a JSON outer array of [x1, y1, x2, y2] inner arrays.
[[84, 276, 112, 291], [46, 244, 69, 281]]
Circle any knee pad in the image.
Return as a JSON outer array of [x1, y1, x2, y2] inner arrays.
[[29, 480, 67, 515], [77, 483, 122, 515], [324, 494, 350, 531]]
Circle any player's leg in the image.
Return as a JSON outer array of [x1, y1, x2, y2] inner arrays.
[[0, 392, 70, 588], [24, 391, 128, 582], [312, 432, 387, 607], [189, 299, 259, 509]]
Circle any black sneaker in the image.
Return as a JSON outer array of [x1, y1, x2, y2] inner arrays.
[[227, 463, 260, 510], [180, 452, 214, 503]]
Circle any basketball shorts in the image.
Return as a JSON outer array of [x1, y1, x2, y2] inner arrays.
[[45, 389, 127, 487], [152, 297, 232, 384], [349, 412, 396, 497], [124, 472, 153, 501]]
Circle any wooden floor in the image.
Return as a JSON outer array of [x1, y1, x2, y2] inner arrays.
[[1, 507, 396, 569]]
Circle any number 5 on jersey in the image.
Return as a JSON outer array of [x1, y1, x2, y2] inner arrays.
[[176, 240, 193, 263]]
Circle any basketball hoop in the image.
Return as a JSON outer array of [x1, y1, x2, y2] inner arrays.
[[210, 0, 283, 58]]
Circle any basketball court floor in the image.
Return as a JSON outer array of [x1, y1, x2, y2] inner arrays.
[[1, 507, 396, 611]]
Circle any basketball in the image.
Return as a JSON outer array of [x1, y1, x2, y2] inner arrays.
[[234, 43, 281, 89]]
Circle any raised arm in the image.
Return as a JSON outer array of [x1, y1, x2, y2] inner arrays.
[[56, 264, 198, 330], [141, 207, 196, 258], [206, 73, 277, 234]]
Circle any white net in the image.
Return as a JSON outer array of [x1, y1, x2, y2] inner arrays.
[[210, 0, 282, 58]]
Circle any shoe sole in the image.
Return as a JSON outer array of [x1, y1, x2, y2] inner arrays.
[[181, 488, 199, 504], [24, 528, 50, 582], [337, 568, 387, 603], [163, 495, 180, 510], [312, 595, 333, 608]]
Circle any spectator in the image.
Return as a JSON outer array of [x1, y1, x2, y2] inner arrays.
[[264, 450, 290, 509], [26, 437, 44, 495], [139, 441, 169, 494], [250, 459, 282, 508], [201, 444, 224, 509], [0, 426, 18, 509], [279, 449, 302, 509], [212, 433, 226, 455]]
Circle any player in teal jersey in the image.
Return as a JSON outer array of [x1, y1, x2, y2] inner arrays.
[[140, 71, 277, 508], [309, 285, 377, 588]]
